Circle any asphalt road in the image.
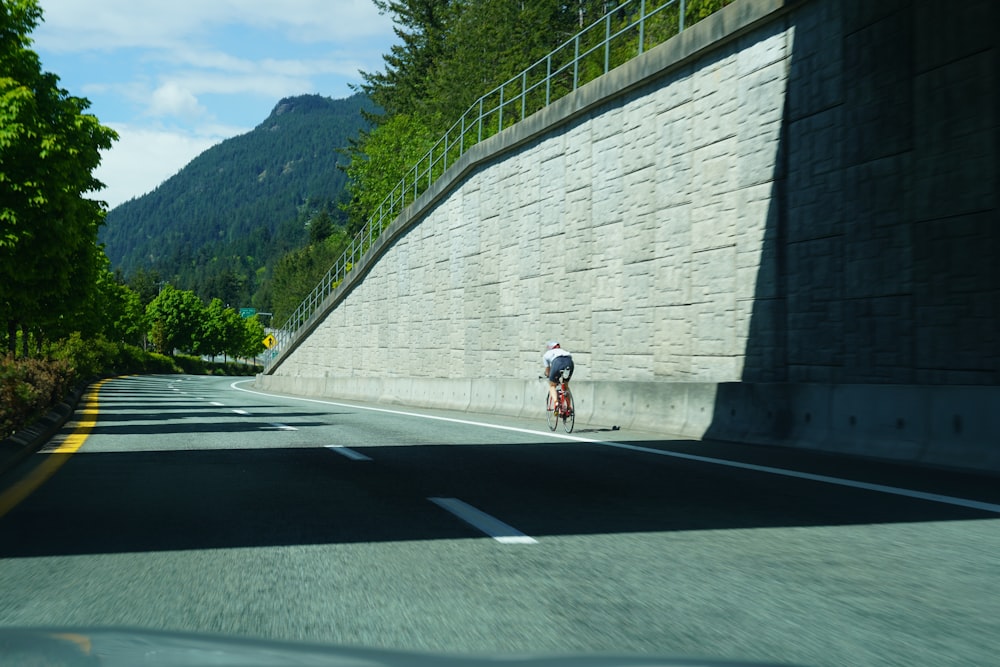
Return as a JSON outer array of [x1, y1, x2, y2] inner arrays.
[[0, 375, 998, 666]]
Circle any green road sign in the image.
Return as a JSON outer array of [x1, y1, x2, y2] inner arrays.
[[239, 308, 257, 318]]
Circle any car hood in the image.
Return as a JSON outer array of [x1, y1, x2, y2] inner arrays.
[[0, 627, 807, 667]]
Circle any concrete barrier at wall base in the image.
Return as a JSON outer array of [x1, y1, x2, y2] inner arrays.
[[253, 375, 1000, 475], [704, 383, 1000, 474], [924, 387, 1000, 471]]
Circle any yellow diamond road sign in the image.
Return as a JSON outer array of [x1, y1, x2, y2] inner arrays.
[[263, 334, 277, 349]]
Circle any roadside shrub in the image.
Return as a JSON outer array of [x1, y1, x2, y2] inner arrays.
[[2, 336, 257, 440], [173, 355, 259, 376], [112, 344, 180, 374], [147, 352, 183, 374], [113, 343, 146, 374], [217, 360, 262, 376], [0, 355, 74, 439], [46, 332, 119, 380], [174, 355, 210, 375]]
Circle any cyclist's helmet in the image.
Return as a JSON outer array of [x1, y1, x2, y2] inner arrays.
[[546, 341, 560, 350]]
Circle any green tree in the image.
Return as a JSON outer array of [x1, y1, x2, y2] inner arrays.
[[238, 315, 267, 361], [308, 208, 335, 244], [424, 0, 581, 124], [686, 0, 736, 23], [127, 268, 164, 307], [220, 308, 248, 361], [106, 281, 146, 347], [197, 298, 250, 362], [145, 285, 205, 355], [361, 0, 454, 116], [268, 231, 351, 324], [75, 261, 145, 346], [341, 113, 436, 231], [202, 269, 243, 310], [196, 298, 229, 359], [0, 0, 118, 353]]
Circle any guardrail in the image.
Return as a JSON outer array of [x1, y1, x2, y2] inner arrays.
[[266, 0, 691, 370]]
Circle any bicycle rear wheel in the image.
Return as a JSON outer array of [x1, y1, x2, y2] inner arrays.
[[562, 391, 575, 433], [546, 394, 558, 430]]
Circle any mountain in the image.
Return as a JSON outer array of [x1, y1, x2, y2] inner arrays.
[[99, 93, 376, 309]]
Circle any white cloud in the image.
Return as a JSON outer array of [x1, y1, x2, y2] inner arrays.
[[34, 0, 395, 52], [94, 123, 244, 209], [149, 82, 205, 119], [145, 46, 374, 91]]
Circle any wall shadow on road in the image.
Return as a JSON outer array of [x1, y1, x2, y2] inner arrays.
[[81, 414, 340, 436], [1, 440, 996, 558]]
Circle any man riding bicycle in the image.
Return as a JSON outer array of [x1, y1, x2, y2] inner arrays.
[[542, 341, 574, 410]]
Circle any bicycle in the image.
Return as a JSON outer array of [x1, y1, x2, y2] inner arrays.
[[544, 368, 575, 433]]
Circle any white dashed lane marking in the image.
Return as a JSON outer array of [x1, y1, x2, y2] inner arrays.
[[429, 497, 537, 545], [325, 445, 372, 461]]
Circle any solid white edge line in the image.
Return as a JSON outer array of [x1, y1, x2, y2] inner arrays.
[[230, 380, 1000, 515], [429, 497, 537, 544], [326, 445, 372, 461], [231, 380, 590, 442], [598, 441, 1000, 515]]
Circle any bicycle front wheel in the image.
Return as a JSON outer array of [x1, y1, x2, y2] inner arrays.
[[546, 394, 558, 430]]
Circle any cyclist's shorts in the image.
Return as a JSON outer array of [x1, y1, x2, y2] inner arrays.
[[548, 355, 574, 382]]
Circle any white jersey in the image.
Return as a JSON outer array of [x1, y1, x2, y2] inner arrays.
[[543, 348, 571, 366]]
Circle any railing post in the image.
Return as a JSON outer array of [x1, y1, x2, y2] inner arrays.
[[573, 34, 579, 90], [521, 70, 527, 120], [680, 0, 685, 32], [545, 54, 552, 106], [639, 0, 646, 54], [605, 13, 611, 74], [498, 84, 504, 131]]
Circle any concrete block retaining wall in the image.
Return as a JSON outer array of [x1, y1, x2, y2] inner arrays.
[[260, 0, 1000, 474]]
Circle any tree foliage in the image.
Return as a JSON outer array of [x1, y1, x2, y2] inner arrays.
[[238, 316, 267, 360], [0, 0, 118, 353], [268, 227, 351, 324], [363, 0, 454, 117], [145, 285, 266, 360], [308, 208, 335, 245], [341, 113, 436, 231], [146, 286, 206, 355]]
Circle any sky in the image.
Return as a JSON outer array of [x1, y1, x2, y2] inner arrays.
[[29, 0, 399, 209]]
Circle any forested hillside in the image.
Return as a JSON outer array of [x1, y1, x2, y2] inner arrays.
[[100, 93, 375, 310]]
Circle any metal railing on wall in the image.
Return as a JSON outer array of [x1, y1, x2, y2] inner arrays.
[[266, 0, 691, 370]]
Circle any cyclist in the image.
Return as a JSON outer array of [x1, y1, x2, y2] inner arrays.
[[542, 341, 574, 411]]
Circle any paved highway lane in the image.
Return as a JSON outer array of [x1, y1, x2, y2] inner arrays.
[[1, 375, 999, 666]]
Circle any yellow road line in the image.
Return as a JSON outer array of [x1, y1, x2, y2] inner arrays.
[[0, 378, 110, 518]]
